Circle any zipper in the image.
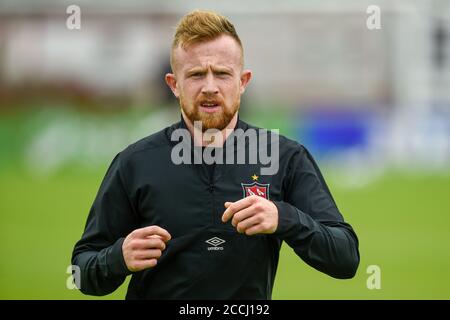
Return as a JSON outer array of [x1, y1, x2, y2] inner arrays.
[[209, 163, 216, 224]]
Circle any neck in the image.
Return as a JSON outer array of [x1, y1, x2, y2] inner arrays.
[[181, 111, 238, 147]]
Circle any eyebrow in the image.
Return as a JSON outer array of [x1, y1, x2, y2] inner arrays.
[[185, 68, 205, 76], [185, 66, 233, 76]]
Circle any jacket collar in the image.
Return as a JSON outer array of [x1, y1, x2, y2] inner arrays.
[[167, 113, 249, 147], [178, 114, 247, 131]]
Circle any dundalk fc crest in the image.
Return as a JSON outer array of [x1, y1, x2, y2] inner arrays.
[[241, 174, 270, 200]]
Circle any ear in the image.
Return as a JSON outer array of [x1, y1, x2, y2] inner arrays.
[[239, 69, 252, 94], [165, 73, 179, 98]]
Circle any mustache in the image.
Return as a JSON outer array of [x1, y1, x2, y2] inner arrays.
[[196, 97, 224, 105]]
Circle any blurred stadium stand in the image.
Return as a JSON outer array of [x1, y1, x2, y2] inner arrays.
[[0, 0, 448, 172]]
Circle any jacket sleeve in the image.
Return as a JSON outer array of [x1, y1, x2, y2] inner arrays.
[[273, 146, 360, 279], [71, 152, 138, 295]]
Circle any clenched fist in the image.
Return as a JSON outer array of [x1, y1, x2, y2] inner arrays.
[[222, 195, 278, 235], [122, 225, 171, 272]]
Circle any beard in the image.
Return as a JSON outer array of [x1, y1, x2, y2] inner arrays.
[[180, 95, 240, 131]]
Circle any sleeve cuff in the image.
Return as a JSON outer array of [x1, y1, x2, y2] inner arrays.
[[107, 237, 132, 277], [273, 201, 301, 239]]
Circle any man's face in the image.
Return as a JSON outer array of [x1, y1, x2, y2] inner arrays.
[[166, 34, 252, 131]]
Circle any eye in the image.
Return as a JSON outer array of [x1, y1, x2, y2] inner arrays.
[[189, 72, 203, 78], [216, 71, 230, 77]]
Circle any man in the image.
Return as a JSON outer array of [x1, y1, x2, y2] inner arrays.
[[72, 10, 359, 299]]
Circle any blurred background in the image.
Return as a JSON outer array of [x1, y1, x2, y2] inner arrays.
[[0, 0, 449, 299]]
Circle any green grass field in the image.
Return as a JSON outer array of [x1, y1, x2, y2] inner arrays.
[[1, 167, 449, 299]]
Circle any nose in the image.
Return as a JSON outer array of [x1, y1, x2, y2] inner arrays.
[[201, 73, 219, 96]]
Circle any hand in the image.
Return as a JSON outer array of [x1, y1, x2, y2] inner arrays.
[[221, 195, 278, 236], [122, 225, 171, 272]]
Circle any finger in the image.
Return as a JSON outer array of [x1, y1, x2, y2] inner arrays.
[[244, 224, 264, 236], [231, 206, 257, 227], [236, 215, 261, 233], [134, 249, 162, 260], [135, 259, 158, 270], [134, 225, 171, 242], [141, 225, 171, 242], [132, 238, 166, 251], [222, 196, 256, 222], [147, 234, 163, 240]]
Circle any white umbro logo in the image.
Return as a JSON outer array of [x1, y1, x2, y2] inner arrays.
[[206, 237, 225, 246], [205, 237, 225, 251]]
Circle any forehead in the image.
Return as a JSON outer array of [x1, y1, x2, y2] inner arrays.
[[173, 34, 242, 71]]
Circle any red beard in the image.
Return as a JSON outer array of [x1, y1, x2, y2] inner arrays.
[[180, 96, 240, 131]]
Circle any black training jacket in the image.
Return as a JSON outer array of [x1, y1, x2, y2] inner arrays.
[[71, 117, 360, 299]]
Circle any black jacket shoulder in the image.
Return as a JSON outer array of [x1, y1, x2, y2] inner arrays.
[[119, 126, 171, 162]]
